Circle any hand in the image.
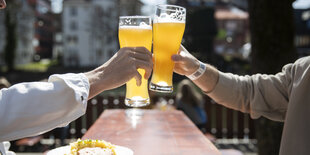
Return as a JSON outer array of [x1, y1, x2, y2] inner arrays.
[[102, 47, 153, 87], [171, 45, 200, 76], [0, 0, 6, 9], [85, 47, 153, 98], [172, 45, 219, 93]]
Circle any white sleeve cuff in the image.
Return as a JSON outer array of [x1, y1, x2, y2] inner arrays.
[[48, 73, 90, 105]]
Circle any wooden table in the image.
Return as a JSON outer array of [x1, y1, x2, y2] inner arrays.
[[82, 109, 221, 155]]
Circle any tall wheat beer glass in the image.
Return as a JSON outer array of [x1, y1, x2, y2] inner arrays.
[[119, 16, 152, 107], [150, 5, 186, 93]]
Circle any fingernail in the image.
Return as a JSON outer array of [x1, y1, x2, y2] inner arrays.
[[171, 55, 178, 61]]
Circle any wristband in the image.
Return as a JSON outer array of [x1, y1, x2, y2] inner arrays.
[[187, 61, 206, 81]]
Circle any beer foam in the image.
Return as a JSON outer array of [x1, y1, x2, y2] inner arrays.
[[131, 96, 144, 100], [156, 81, 169, 86], [154, 13, 186, 23], [119, 25, 152, 30]]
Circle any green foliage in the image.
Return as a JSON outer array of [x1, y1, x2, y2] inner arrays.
[[15, 59, 59, 72], [216, 29, 227, 40]]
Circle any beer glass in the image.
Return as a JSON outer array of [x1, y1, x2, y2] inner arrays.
[[118, 16, 152, 107], [150, 5, 186, 93]]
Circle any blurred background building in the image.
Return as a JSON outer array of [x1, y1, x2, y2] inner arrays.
[[15, 1, 36, 64], [62, 0, 142, 67], [28, 0, 55, 61], [214, 2, 249, 60], [0, 0, 35, 66], [118, 0, 143, 16], [0, 0, 309, 68], [293, 3, 310, 57]]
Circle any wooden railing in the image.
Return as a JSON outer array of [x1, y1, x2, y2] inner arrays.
[[204, 96, 255, 139], [60, 95, 255, 139]]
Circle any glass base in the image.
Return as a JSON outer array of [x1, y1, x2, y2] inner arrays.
[[149, 82, 173, 93], [125, 98, 150, 107]]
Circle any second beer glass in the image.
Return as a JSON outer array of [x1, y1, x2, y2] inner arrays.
[[118, 16, 152, 107], [150, 5, 186, 93]]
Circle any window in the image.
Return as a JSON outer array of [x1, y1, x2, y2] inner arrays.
[[109, 50, 114, 57], [70, 7, 77, 16], [66, 35, 78, 45], [70, 21, 78, 30], [73, 36, 78, 44], [97, 49, 103, 57]]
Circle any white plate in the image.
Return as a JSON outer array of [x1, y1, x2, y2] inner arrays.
[[47, 145, 134, 155]]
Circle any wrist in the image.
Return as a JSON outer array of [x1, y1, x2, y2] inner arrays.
[[85, 66, 107, 98], [186, 61, 207, 81], [185, 59, 200, 76]]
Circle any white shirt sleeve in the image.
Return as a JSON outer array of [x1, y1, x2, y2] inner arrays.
[[0, 73, 90, 142]]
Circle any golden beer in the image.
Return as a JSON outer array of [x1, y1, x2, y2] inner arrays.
[[151, 22, 185, 87], [150, 5, 186, 93], [118, 16, 152, 107]]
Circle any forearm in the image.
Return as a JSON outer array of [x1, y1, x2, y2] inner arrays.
[[85, 47, 153, 99], [173, 45, 291, 121], [0, 73, 89, 141], [84, 66, 107, 99], [84, 65, 121, 99]]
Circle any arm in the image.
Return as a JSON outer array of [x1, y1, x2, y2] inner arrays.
[[172, 45, 219, 93], [0, 47, 152, 141], [85, 47, 153, 99], [172, 45, 292, 121], [0, 73, 89, 141]]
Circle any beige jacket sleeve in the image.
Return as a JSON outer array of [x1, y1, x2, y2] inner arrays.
[[207, 61, 298, 122]]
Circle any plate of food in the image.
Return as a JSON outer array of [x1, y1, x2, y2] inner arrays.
[[47, 139, 133, 155]]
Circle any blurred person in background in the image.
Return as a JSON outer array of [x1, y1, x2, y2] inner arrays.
[[172, 45, 310, 155], [176, 79, 216, 142], [0, 77, 10, 89], [0, 0, 5, 9], [0, 0, 153, 154], [176, 79, 207, 132]]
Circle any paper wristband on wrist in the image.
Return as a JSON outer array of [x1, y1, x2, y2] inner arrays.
[[187, 61, 206, 81]]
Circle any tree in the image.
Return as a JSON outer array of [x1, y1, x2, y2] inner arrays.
[[184, 7, 218, 63], [248, 0, 297, 154], [4, 0, 17, 72]]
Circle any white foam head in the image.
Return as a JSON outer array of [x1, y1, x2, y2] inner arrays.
[[154, 13, 186, 23], [119, 24, 152, 30], [119, 16, 152, 29]]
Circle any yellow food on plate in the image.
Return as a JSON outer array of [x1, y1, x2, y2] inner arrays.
[[69, 139, 116, 155]]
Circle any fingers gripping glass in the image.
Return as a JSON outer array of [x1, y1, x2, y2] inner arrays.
[[118, 16, 152, 107], [149, 5, 186, 93]]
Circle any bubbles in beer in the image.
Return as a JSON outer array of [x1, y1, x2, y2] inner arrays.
[[154, 5, 186, 23]]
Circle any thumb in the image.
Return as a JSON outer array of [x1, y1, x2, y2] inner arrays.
[[134, 71, 142, 86], [144, 68, 152, 80], [171, 54, 184, 62]]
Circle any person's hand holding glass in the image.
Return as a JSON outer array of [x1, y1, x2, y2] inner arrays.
[[118, 16, 152, 107], [118, 4, 186, 109], [150, 5, 186, 93]]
